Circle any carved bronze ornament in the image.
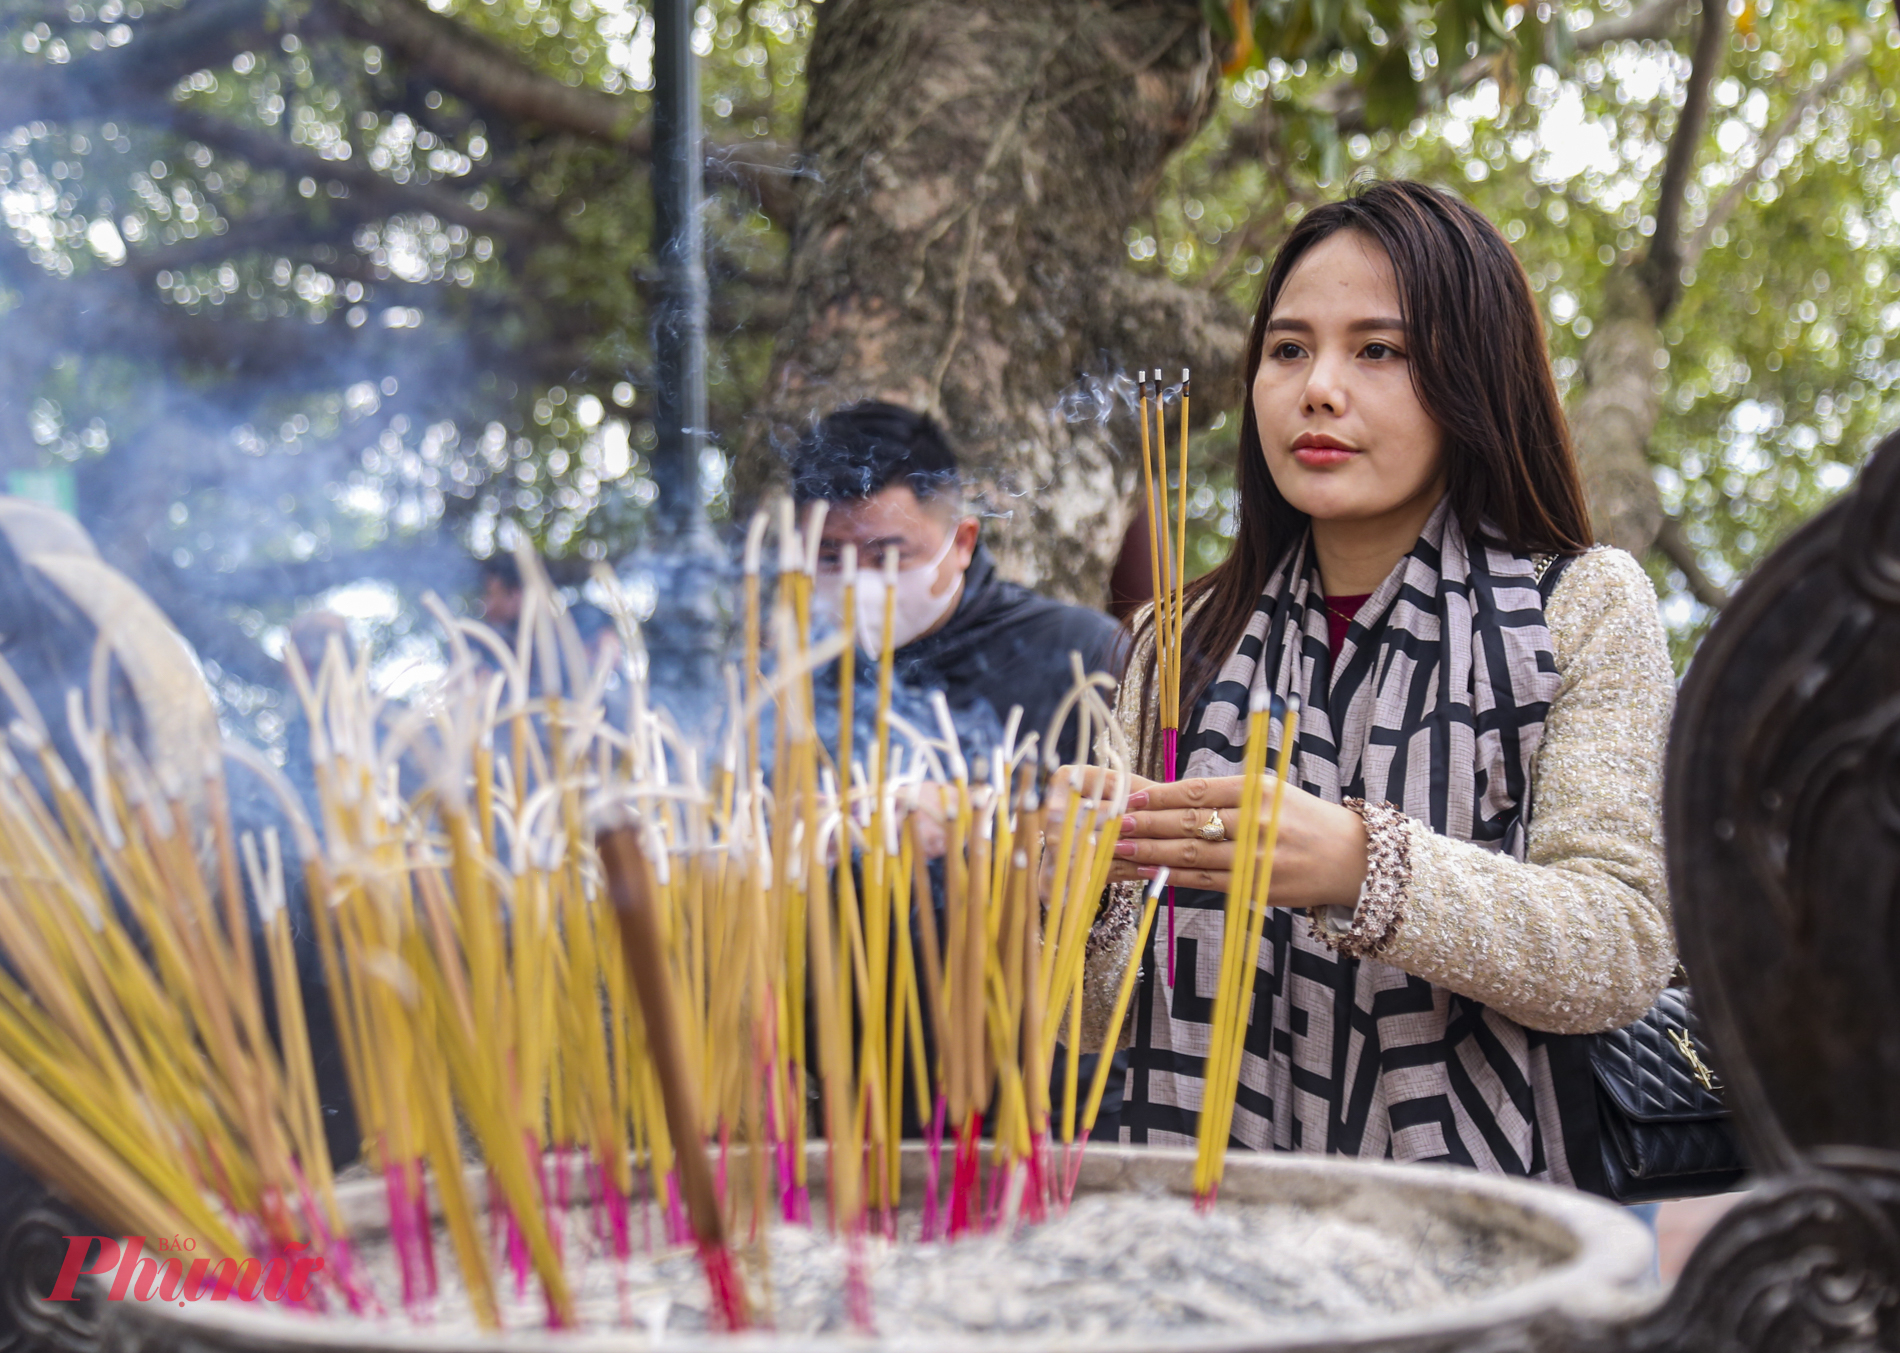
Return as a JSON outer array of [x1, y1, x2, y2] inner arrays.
[[1652, 426, 1900, 1349]]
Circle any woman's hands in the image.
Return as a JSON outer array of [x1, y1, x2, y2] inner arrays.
[[1106, 775, 1371, 910]]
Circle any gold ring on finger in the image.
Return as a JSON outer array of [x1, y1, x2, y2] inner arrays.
[[1197, 810, 1227, 843]]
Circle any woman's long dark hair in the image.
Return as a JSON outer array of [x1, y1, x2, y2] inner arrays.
[[1155, 179, 1594, 728]]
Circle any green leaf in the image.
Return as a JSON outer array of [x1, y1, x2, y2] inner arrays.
[[1311, 0, 1346, 52], [1272, 0, 1316, 58], [1362, 42, 1421, 130], [1435, 11, 1470, 75], [1203, 0, 1237, 45], [1366, 0, 1404, 28], [1475, 0, 1513, 45], [1515, 11, 1543, 90], [1547, 6, 1575, 67]]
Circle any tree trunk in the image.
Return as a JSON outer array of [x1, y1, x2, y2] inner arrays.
[[745, 0, 1235, 605], [1567, 0, 1722, 565], [1570, 264, 1666, 556]]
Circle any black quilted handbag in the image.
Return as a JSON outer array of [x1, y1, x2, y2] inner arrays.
[[1545, 984, 1747, 1203], [1528, 557, 1745, 1203]]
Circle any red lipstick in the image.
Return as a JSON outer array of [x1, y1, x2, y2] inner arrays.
[[1291, 432, 1358, 468]]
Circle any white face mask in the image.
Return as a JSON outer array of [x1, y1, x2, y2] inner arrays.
[[814, 529, 962, 656]]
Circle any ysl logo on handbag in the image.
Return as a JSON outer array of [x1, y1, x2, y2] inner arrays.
[[1668, 1026, 1720, 1091]]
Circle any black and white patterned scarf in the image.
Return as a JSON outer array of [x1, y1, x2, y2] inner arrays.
[[1120, 498, 1574, 1180]]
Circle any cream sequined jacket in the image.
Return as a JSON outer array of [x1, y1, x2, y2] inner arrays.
[[1085, 546, 1677, 1046]]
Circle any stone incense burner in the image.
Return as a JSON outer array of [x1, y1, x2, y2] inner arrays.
[[15, 432, 1900, 1353], [73, 1144, 1651, 1353]]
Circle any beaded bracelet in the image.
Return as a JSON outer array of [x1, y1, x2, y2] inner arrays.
[[1310, 798, 1410, 958]]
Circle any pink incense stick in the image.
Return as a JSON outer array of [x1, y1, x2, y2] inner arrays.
[[382, 1162, 423, 1316], [947, 1113, 982, 1238], [539, 1146, 564, 1264], [777, 1140, 799, 1224], [1062, 1129, 1093, 1208], [1022, 1137, 1048, 1225], [761, 1075, 801, 1224], [981, 1149, 1006, 1232], [1163, 727, 1179, 984], [921, 1094, 946, 1240], [697, 1240, 752, 1332], [844, 1228, 875, 1333], [288, 1159, 378, 1315], [595, 1159, 632, 1260], [412, 1159, 439, 1299], [506, 1206, 531, 1297]]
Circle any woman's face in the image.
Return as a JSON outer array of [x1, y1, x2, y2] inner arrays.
[[1252, 231, 1445, 531]]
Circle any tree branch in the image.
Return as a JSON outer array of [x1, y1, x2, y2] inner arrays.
[[124, 210, 373, 278], [169, 108, 547, 238], [328, 0, 649, 150], [1640, 0, 1727, 316], [1326, 0, 1694, 134], [706, 139, 805, 229], [327, 0, 802, 222], [1, 250, 475, 394], [3, 0, 800, 231], [1654, 515, 1728, 609], [1093, 271, 1252, 420], [1682, 37, 1872, 268], [174, 539, 483, 603], [0, 0, 276, 129], [1578, 0, 1697, 49]]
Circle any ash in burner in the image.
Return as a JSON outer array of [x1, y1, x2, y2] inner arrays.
[[307, 1191, 1545, 1341]]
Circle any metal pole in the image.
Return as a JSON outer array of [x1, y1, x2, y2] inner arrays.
[[641, 0, 719, 716], [650, 0, 708, 543]]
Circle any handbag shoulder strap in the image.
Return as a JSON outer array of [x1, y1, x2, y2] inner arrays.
[[1533, 550, 1575, 603]]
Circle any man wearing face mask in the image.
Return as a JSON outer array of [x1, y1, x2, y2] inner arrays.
[[797, 401, 1120, 765]]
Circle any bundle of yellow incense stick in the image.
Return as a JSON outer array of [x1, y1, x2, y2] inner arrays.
[[1192, 692, 1299, 1204], [1138, 368, 1192, 981], [0, 509, 1140, 1331]]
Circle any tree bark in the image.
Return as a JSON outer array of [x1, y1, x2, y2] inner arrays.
[[747, 0, 1234, 606], [1568, 0, 1724, 561], [1571, 265, 1666, 556]]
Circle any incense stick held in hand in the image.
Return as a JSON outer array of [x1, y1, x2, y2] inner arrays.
[[1138, 367, 1192, 982], [1193, 693, 1299, 1205]]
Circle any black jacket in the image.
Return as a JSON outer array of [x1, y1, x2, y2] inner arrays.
[[878, 545, 1122, 767]]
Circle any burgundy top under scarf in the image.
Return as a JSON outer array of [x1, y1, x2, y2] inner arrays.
[[1324, 594, 1371, 658]]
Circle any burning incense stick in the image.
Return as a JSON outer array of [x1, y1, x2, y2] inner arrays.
[[0, 503, 1142, 1333], [1137, 368, 1194, 982]]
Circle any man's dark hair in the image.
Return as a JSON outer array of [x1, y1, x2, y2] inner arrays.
[[788, 402, 959, 505], [478, 553, 522, 590]]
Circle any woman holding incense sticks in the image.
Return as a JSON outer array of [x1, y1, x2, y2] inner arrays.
[[1080, 179, 1675, 1182]]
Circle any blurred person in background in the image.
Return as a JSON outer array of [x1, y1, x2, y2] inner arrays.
[[794, 401, 1119, 766], [480, 553, 526, 647]]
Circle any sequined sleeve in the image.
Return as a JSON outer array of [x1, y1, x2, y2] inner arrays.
[[1364, 547, 1678, 1035]]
